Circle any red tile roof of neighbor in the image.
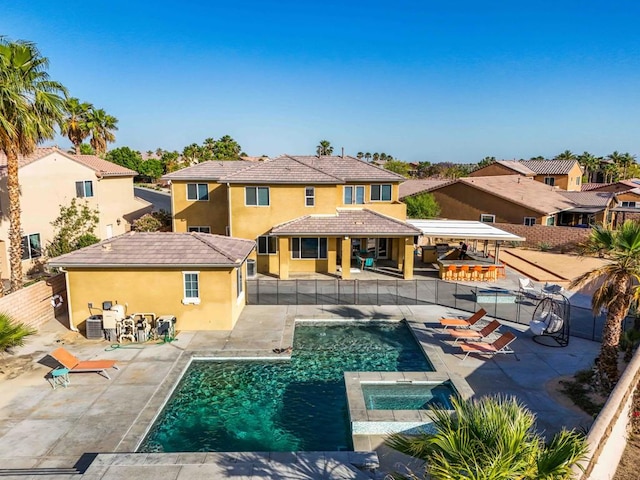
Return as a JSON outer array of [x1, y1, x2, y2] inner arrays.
[[518, 159, 581, 175], [0, 147, 137, 177], [493, 161, 537, 175], [270, 209, 422, 236], [48, 232, 256, 268], [162, 155, 406, 184]]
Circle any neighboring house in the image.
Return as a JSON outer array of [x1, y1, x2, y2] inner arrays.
[[164, 155, 420, 279], [417, 175, 615, 227], [398, 178, 450, 200], [470, 159, 583, 191], [49, 232, 255, 331], [0, 147, 151, 278]]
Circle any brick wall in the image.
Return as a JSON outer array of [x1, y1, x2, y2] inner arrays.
[[0, 273, 66, 329], [495, 223, 591, 251]]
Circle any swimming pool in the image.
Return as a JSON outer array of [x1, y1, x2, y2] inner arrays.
[[139, 321, 432, 452]]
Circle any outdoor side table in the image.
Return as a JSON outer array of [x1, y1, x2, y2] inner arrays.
[[50, 368, 70, 389]]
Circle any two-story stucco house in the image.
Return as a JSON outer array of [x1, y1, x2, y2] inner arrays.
[[470, 159, 584, 191], [0, 147, 151, 278], [164, 155, 421, 279]]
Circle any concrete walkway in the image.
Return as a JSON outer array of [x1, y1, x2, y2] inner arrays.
[[0, 305, 599, 479]]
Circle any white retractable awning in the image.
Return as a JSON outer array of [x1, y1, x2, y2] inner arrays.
[[406, 220, 525, 242]]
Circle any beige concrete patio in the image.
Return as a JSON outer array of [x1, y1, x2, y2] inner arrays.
[[0, 304, 599, 479]]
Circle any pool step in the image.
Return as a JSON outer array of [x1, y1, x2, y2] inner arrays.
[[81, 451, 380, 479]]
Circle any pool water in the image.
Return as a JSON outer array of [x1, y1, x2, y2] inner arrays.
[[362, 382, 456, 410], [140, 322, 432, 452]]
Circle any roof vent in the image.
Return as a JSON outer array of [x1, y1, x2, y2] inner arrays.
[[102, 243, 112, 251]]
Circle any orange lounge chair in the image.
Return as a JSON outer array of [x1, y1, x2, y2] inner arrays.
[[50, 347, 119, 379], [459, 332, 517, 362], [449, 320, 501, 344], [439, 308, 486, 331]]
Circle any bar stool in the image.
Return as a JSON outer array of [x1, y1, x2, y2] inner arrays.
[[486, 266, 497, 282], [445, 265, 457, 281], [471, 265, 483, 281], [50, 368, 70, 390], [459, 265, 471, 281]]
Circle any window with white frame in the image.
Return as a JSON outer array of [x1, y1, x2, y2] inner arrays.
[[546, 216, 556, 226], [21, 233, 41, 260], [370, 184, 392, 201], [187, 183, 209, 201], [544, 177, 555, 186], [292, 237, 328, 259], [524, 217, 536, 226], [237, 265, 243, 299], [257, 235, 277, 255], [305, 187, 315, 206], [344, 185, 365, 204], [182, 272, 200, 304], [75, 180, 94, 198], [622, 201, 637, 208], [480, 214, 495, 223], [245, 186, 270, 206], [187, 226, 211, 233]]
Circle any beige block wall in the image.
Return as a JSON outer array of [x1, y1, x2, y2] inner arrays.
[[65, 266, 246, 331], [96, 176, 151, 238]]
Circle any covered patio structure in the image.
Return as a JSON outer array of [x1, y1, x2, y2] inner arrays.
[[269, 209, 422, 280], [407, 219, 525, 280]]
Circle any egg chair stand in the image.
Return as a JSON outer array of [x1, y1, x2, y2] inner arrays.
[[530, 295, 570, 347]]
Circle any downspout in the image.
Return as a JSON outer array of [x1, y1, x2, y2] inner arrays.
[[226, 182, 233, 236], [60, 267, 78, 332]]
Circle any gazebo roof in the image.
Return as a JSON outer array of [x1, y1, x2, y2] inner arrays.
[[406, 219, 525, 242]]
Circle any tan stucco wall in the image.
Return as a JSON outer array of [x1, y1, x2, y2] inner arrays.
[[65, 266, 246, 331], [431, 183, 546, 224], [533, 164, 582, 191], [171, 181, 229, 234], [0, 152, 146, 278]]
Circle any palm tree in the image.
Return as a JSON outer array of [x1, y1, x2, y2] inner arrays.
[[86, 107, 118, 155], [602, 161, 619, 183], [577, 152, 600, 183], [364, 152, 371, 162], [554, 150, 577, 161], [0, 38, 67, 293], [356, 151, 364, 160], [60, 97, 92, 153], [618, 152, 636, 180], [372, 152, 380, 163], [570, 221, 640, 391], [387, 395, 587, 480], [316, 139, 333, 156]]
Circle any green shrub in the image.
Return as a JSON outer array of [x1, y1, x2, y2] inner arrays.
[[0, 313, 36, 352], [538, 241, 552, 252]]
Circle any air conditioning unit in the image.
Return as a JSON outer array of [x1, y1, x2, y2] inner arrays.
[[157, 315, 176, 338], [85, 315, 104, 339]]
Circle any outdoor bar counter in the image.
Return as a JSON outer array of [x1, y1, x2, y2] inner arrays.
[[436, 252, 505, 281]]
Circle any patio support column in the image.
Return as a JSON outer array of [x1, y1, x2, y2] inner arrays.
[[402, 237, 414, 280], [327, 238, 337, 276], [341, 236, 351, 279], [495, 241, 501, 265], [278, 237, 290, 280]]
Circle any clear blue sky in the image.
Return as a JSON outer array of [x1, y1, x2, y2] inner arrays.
[[4, 1, 640, 163]]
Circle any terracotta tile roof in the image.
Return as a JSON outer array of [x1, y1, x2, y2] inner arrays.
[[48, 232, 255, 268], [166, 155, 406, 184], [493, 161, 537, 175], [457, 176, 577, 214], [581, 183, 610, 191], [161, 160, 256, 181], [399, 179, 451, 199], [71, 154, 137, 177], [519, 159, 581, 175], [0, 147, 136, 177], [559, 191, 615, 208], [270, 208, 421, 236]]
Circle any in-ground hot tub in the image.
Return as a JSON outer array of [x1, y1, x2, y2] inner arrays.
[[361, 381, 457, 411]]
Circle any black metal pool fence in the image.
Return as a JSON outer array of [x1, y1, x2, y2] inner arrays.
[[247, 278, 633, 343]]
